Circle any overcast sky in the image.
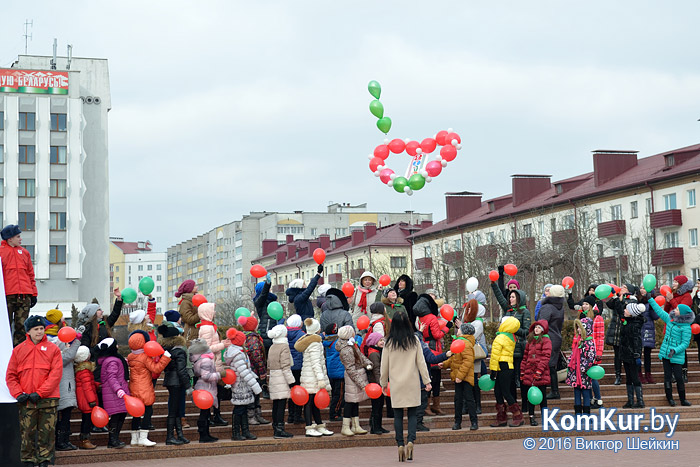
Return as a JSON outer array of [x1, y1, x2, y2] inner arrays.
[[3, 1, 700, 250]]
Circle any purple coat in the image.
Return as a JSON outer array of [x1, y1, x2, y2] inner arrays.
[[191, 353, 221, 408], [641, 303, 659, 348], [98, 355, 130, 416]]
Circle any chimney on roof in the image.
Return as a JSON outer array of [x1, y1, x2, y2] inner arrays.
[[262, 239, 278, 256], [319, 234, 331, 250], [511, 175, 551, 207], [592, 150, 638, 187], [420, 220, 433, 228], [276, 251, 286, 265], [286, 234, 294, 244], [308, 240, 320, 257], [364, 223, 377, 239], [287, 244, 296, 259], [445, 192, 482, 223], [352, 230, 364, 246]]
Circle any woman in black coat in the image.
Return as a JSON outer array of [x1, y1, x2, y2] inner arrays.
[[393, 274, 418, 331], [537, 285, 566, 400], [254, 274, 279, 351]]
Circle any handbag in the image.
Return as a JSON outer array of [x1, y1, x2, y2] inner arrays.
[[474, 342, 487, 360], [556, 350, 569, 383]]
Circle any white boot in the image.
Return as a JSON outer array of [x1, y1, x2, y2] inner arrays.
[[130, 431, 139, 446], [341, 418, 354, 436], [305, 424, 323, 437], [315, 423, 334, 436], [138, 430, 156, 446], [352, 416, 368, 435]]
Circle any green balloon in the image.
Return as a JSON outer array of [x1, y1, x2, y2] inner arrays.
[[478, 374, 495, 391], [139, 277, 155, 295], [642, 274, 657, 291], [527, 386, 543, 405], [267, 302, 283, 321], [368, 80, 381, 99], [587, 365, 605, 380], [122, 287, 137, 304], [594, 284, 612, 300], [392, 176, 408, 194], [235, 307, 252, 320], [408, 173, 425, 191], [376, 117, 392, 134], [369, 99, 384, 119]]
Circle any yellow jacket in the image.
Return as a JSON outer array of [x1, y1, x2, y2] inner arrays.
[[489, 317, 520, 371]]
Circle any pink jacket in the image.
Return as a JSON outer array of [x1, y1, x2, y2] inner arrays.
[[197, 303, 229, 372]]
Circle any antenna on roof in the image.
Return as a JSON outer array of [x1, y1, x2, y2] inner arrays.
[[66, 44, 72, 70], [23, 19, 33, 54], [50, 38, 57, 70]]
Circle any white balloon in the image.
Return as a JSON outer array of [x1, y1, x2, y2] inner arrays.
[[368, 154, 374, 160], [441, 160, 448, 167], [384, 139, 389, 144], [404, 138, 411, 143], [436, 155, 443, 161], [420, 170, 428, 177], [466, 277, 479, 293], [387, 180, 394, 187], [374, 171, 381, 177], [425, 176, 432, 183], [456, 144, 462, 150], [377, 165, 384, 170], [390, 173, 397, 180], [447, 127, 453, 133], [404, 186, 410, 193], [407, 191, 414, 196], [416, 148, 423, 154], [451, 139, 458, 146]]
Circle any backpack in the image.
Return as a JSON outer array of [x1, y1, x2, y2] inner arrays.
[[360, 317, 386, 357]]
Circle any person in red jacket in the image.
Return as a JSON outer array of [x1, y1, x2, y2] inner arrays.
[[0, 225, 38, 346], [520, 320, 551, 426], [74, 345, 99, 449], [5, 315, 63, 467]]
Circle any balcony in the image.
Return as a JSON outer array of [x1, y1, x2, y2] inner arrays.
[[446, 279, 464, 294], [272, 284, 285, 293], [598, 255, 628, 272], [512, 237, 535, 254], [651, 248, 684, 267], [327, 273, 343, 283], [552, 229, 577, 246], [415, 283, 434, 293], [650, 210, 682, 229], [474, 245, 497, 261], [597, 220, 626, 238], [415, 257, 434, 270], [443, 251, 464, 264], [350, 268, 365, 279]]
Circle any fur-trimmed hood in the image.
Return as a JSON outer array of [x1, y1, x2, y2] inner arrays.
[[529, 319, 549, 334], [294, 333, 322, 352], [413, 294, 438, 317], [393, 274, 414, 294], [74, 360, 95, 373], [158, 334, 187, 350], [672, 305, 695, 324], [508, 289, 527, 308], [381, 296, 404, 306], [574, 318, 593, 338], [676, 280, 694, 296]]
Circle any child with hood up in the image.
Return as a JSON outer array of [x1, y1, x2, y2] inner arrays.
[[189, 338, 226, 443], [322, 323, 345, 422], [336, 325, 372, 437], [267, 324, 296, 438], [581, 296, 606, 408], [381, 287, 405, 320], [74, 345, 98, 449], [565, 318, 596, 415], [197, 302, 232, 427], [520, 320, 551, 426], [242, 316, 270, 424], [319, 288, 353, 333], [349, 271, 379, 327], [364, 330, 389, 434], [286, 314, 306, 424], [224, 329, 263, 441], [157, 322, 191, 445], [444, 323, 478, 431], [295, 318, 334, 437], [285, 265, 323, 321], [127, 296, 157, 342], [489, 316, 523, 427], [95, 337, 130, 448]]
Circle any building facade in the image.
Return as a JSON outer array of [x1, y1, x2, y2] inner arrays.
[[1, 54, 111, 313], [110, 238, 167, 314]]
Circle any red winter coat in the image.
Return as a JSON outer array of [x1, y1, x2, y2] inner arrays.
[[665, 281, 693, 312], [127, 352, 171, 406], [520, 320, 552, 387], [419, 314, 449, 354], [0, 240, 37, 296], [75, 363, 99, 414], [6, 335, 62, 398]]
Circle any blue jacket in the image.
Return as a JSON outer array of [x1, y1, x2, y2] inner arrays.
[[641, 301, 659, 348], [287, 327, 305, 371], [649, 299, 694, 364], [286, 275, 320, 321], [322, 334, 345, 379], [415, 332, 448, 387]]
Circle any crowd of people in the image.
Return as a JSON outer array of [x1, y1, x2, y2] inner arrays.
[[3, 223, 700, 465]]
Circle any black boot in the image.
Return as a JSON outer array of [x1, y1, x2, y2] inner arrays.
[[546, 369, 560, 399], [175, 417, 190, 444], [474, 384, 482, 415], [198, 420, 218, 443], [231, 414, 244, 441], [679, 388, 692, 406], [293, 404, 304, 424], [211, 407, 228, 427], [241, 413, 257, 440], [583, 406, 590, 414], [262, 384, 271, 400], [369, 414, 381, 434], [107, 419, 125, 449], [665, 381, 676, 406], [529, 415, 537, 426], [166, 416, 184, 445], [274, 422, 294, 439], [574, 405, 582, 415], [287, 399, 295, 424], [378, 413, 389, 434], [633, 385, 645, 408], [622, 385, 634, 408], [614, 372, 622, 385], [682, 368, 688, 383]]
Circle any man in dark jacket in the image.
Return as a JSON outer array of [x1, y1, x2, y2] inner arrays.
[[319, 288, 353, 332], [254, 273, 279, 351], [285, 265, 322, 322], [538, 284, 566, 399], [1, 225, 38, 346]]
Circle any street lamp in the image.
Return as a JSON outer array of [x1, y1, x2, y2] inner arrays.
[[611, 246, 622, 286]]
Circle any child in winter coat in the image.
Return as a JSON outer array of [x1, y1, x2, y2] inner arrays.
[[489, 316, 523, 427], [48, 330, 81, 452], [462, 299, 487, 415], [581, 297, 606, 408], [197, 302, 231, 427], [565, 318, 596, 415], [364, 332, 389, 435], [286, 314, 306, 424], [295, 318, 334, 437], [444, 323, 478, 431], [322, 323, 345, 422], [336, 326, 373, 437], [520, 320, 551, 426], [164, 310, 189, 429], [189, 338, 225, 443], [157, 322, 191, 445], [242, 316, 270, 425], [267, 324, 296, 438], [74, 345, 98, 449], [381, 288, 405, 320], [127, 330, 171, 446], [224, 329, 263, 441], [96, 337, 130, 448], [350, 271, 379, 326], [639, 290, 659, 384], [414, 331, 451, 432]]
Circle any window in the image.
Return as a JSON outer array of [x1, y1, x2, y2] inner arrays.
[[50, 245, 66, 264], [335, 228, 347, 237], [115, 265, 119, 272], [610, 204, 622, 221], [595, 208, 602, 223], [138, 265, 143, 271], [147, 264, 153, 271], [648, 235, 654, 252], [663, 231, 680, 248], [663, 193, 677, 210], [50, 146, 67, 164], [424, 246, 432, 258], [692, 268, 700, 282], [310, 228, 317, 236], [129, 266, 132, 274], [596, 244, 604, 258], [115, 277, 119, 283], [19, 179, 35, 197], [0, 145, 3, 163], [487, 232, 495, 244], [632, 238, 640, 254], [630, 201, 638, 219], [581, 211, 588, 227], [357, 259, 364, 269], [24, 245, 34, 260], [454, 238, 462, 251], [156, 275, 162, 281], [690, 229, 698, 248], [19, 145, 35, 163], [156, 286, 162, 292], [610, 239, 623, 251], [688, 189, 696, 208], [523, 223, 532, 237], [390, 256, 407, 269], [538, 221, 544, 236], [50, 113, 67, 131], [50, 212, 66, 230], [0, 179, 3, 197], [563, 214, 575, 230], [157, 264, 162, 270], [49, 179, 67, 198], [19, 112, 35, 131], [550, 218, 557, 232], [666, 271, 680, 286], [645, 198, 652, 215], [0, 111, 3, 130]]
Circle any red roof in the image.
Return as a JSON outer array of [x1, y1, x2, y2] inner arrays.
[[414, 143, 700, 238], [112, 241, 152, 255]]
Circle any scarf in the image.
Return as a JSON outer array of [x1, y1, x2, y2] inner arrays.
[[202, 352, 215, 360], [357, 287, 371, 315], [533, 333, 549, 340], [132, 349, 144, 355], [197, 320, 216, 331], [496, 331, 514, 342]]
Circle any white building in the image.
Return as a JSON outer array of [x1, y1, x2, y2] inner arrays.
[[110, 239, 167, 314]]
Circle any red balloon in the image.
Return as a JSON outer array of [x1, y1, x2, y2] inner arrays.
[[124, 394, 145, 417], [440, 304, 455, 321], [562, 276, 575, 289], [405, 140, 420, 156], [660, 285, 672, 296], [342, 282, 355, 298], [314, 388, 330, 409], [192, 294, 207, 308], [91, 406, 109, 428], [420, 138, 437, 154], [237, 316, 248, 326], [369, 156, 384, 172], [250, 264, 267, 278], [313, 248, 326, 264], [373, 144, 390, 160], [379, 168, 394, 184], [611, 284, 621, 294], [192, 390, 214, 410], [357, 315, 370, 331], [504, 264, 518, 276], [450, 339, 465, 354], [144, 341, 164, 358], [655, 296, 666, 307], [291, 385, 309, 406], [222, 369, 237, 385], [435, 130, 449, 146], [365, 383, 382, 399], [388, 139, 406, 154], [440, 144, 457, 162], [58, 326, 76, 343], [692, 324, 700, 335], [425, 160, 442, 177], [446, 132, 461, 144], [489, 270, 499, 281], [379, 274, 391, 287]]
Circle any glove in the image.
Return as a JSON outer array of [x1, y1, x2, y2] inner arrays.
[[186, 388, 194, 397], [30, 296, 37, 308], [28, 393, 41, 403], [498, 265, 505, 274], [16, 393, 29, 404], [445, 321, 453, 329], [163, 350, 171, 358], [116, 389, 125, 399], [490, 371, 497, 381], [574, 305, 581, 311], [265, 273, 271, 283], [366, 364, 373, 370], [317, 264, 323, 274], [635, 358, 641, 367], [668, 349, 675, 358], [89, 401, 96, 408]]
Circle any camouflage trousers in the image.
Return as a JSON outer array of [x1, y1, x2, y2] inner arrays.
[[18, 398, 58, 464], [7, 294, 31, 347]]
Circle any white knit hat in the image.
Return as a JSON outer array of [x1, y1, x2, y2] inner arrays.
[[286, 314, 302, 328], [129, 309, 146, 324], [289, 278, 304, 289], [318, 284, 331, 296], [268, 324, 288, 340], [549, 285, 566, 298], [75, 345, 91, 363], [305, 318, 320, 335], [626, 302, 645, 317], [338, 325, 355, 340]]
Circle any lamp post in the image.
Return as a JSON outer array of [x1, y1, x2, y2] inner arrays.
[[611, 246, 622, 286]]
